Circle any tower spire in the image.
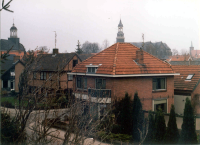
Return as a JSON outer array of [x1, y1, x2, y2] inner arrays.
[[191, 41, 193, 47], [116, 19, 125, 42]]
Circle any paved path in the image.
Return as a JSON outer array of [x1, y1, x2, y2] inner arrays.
[[1, 107, 110, 145]]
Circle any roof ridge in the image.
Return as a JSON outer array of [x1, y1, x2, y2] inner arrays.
[[112, 43, 119, 75], [77, 43, 117, 64]]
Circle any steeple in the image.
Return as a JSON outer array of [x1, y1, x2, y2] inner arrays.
[[116, 19, 125, 42], [10, 21, 18, 38], [190, 41, 194, 56]]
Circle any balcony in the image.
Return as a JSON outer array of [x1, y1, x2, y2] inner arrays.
[[88, 88, 111, 98]]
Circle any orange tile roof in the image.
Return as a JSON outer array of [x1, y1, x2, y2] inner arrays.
[[191, 50, 200, 58], [171, 65, 200, 91], [72, 43, 175, 75], [167, 55, 191, 62]]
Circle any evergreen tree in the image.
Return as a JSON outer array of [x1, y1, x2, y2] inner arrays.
[[120, 92, 132, 135], [164, 104, 179, 144], [132, 92, 143, 142], [179, 98, 197, 144], [144, 111, 155, 144], [75, 40, 83, 54], [154, 108, 166, 144]]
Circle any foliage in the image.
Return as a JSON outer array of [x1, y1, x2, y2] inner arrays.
[[164, 104, 179, 144], [75, 40, 83, 54], [1, 101, 15, 108], [154, 108, 166, 144], [120, 92, 132, 135], [1, 112, 25, 144], [132, 92, 143, 142], [144, 111, 155, 144], [0, 0, 13, 12], [97, 131, 132, 142], [81, 41, 101, 54], [179, 97, 197, 144]]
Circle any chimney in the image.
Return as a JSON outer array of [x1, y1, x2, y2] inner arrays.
[[13, 55, 20, 63], [136, 49, 144, 64], [53, 48, 59, 55]]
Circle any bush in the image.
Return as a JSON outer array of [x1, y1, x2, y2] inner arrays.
[[97, 131, 132, 142], [1, 101, 15, 108], [111, 124, 122, 134], [10, 90, 17, 96], [1, 90, 8, 96]]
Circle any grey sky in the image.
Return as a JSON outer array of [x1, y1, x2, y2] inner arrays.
[[1, 0, 200, 53]]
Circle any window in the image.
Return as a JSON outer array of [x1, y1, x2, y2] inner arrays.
[[40, 72, 46, 80], [33, 72, 36, 79], [153, 78, 166, 91], [87, 67, 98, 73], [68, 74, 73, 81], [49, 72, 52, 80], [96, 78, 106, 89], [73, 60, 78, 67], [185, 74, 194, 80], [76, 77, 87, 89], [10, 72, 15, 77]]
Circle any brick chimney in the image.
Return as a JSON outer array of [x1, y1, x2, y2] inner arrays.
[[136, 49, 144, 64], [53, 48, 59, 55], [13, 55, 20, 63]]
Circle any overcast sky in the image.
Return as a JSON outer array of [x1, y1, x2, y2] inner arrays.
[[1, 0, 200, 53]]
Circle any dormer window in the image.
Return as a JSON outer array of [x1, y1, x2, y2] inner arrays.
[[86, 65, 99, 73], [185, 74, 194, 81], [88, 67, 98, 73]]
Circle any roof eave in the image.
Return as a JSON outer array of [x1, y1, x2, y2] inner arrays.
[[68, 72, 180, 77]]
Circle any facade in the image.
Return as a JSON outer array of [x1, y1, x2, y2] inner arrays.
[[1, 23, 26, 59], [116, 19, 125, 42], [28, 49, 82, 95], [172, 65, 200, 115], [1, 55, 24, 92], [69, 43, 179, 115]]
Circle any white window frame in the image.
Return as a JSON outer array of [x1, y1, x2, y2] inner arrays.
[[185, 74, 194, 81], [10, 72, 15, 76], [68, 74, 73, 81]]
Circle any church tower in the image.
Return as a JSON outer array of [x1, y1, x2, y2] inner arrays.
[[8, 22, 20, 45], [190, 41, 194, 56], [116, 19, 125, 42]]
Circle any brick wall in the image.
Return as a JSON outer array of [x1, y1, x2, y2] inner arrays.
[[15, 62, 24, 92], [191, 83, 200, 114], [28, 55, 81, 91], [73, 75, 174, 113]]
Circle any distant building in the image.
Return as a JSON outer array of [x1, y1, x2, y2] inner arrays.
[[0, 23, 26, 59], [115, 19, 172, 59], [190, 42, 200, 59], [130, 41, 172, 59], [116, 19, 125, 42]]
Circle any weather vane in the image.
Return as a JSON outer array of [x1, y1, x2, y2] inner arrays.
[[54, 31, 57, 48]]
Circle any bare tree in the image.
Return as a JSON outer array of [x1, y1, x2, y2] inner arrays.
[[82, 41, 101, 54], [172, 48, 178, 56], [102, 39, 110, 50]]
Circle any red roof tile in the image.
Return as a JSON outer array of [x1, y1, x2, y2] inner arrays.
[[167, 55, 191, 62], [72, 43, 175, 75], [171, 65, 200, 91]]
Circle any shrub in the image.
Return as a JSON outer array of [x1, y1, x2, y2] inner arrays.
[[10, 90, 17, 96], [1, 101, 15, 108], [179, 97, 198, 144]]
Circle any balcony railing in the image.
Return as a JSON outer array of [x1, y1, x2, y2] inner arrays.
[[88, 88, 111, 98]]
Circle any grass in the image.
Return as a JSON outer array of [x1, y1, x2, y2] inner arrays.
[[1, 96, 29, 107]]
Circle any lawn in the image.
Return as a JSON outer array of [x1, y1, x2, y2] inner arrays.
[[1, 96, 29, 108]]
